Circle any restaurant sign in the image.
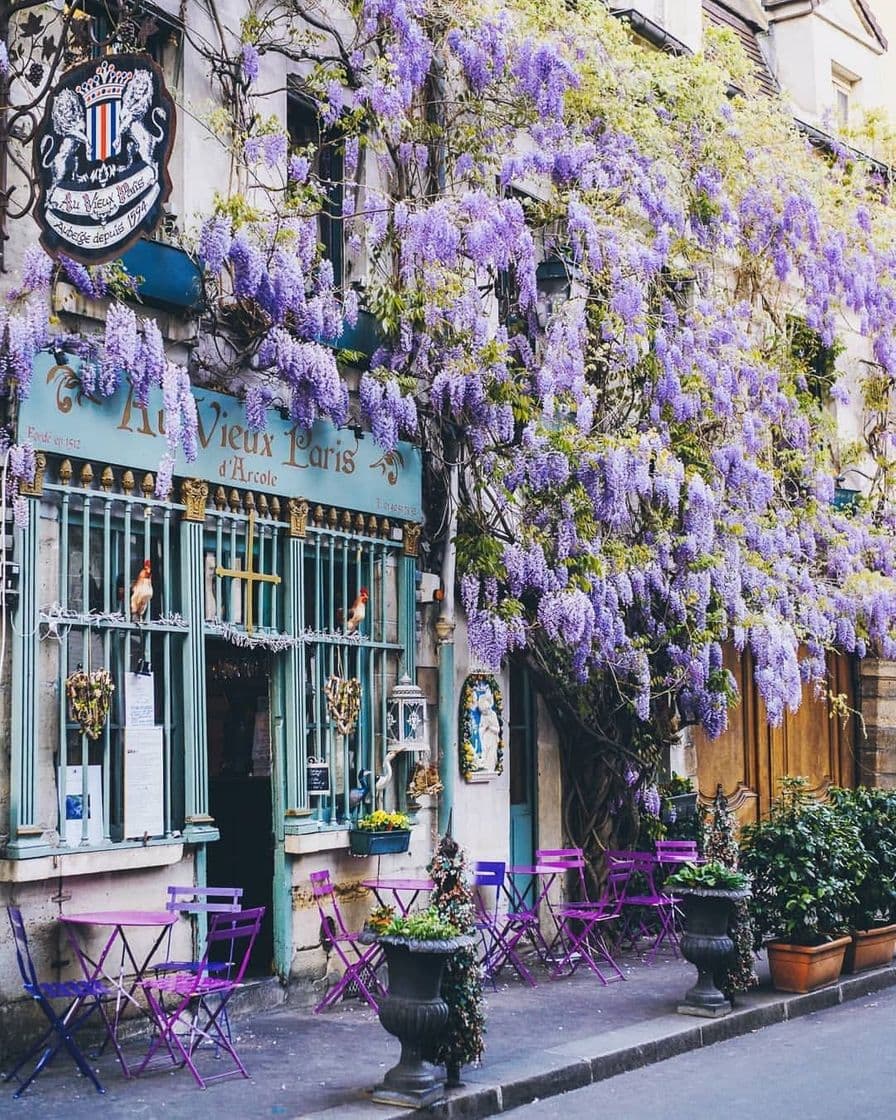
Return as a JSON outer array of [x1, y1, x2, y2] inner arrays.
[[19, 355, 423, 521], [33, 54, 175, 264]]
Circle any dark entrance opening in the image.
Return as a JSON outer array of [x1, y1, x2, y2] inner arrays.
[[206, 643, 274, 976]]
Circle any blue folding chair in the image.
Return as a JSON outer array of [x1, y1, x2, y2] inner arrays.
[[3, 906, 114, 1098]]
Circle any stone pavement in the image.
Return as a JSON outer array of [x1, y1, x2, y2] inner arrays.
[[4, 949, 896, 1120]]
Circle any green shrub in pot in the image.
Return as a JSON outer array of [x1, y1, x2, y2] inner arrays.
[[828, 786, 896, 931], [740, 777, 870, 947]]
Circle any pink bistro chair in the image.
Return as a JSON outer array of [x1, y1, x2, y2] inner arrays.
[[534, 851, 628, 983], [473, 862, 537, 988], [310, 870, 384, 1013], [137, 907, 265, 1089]]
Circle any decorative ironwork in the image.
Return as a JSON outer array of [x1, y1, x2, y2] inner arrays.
[[289, 497, 309, 538], [181, 478, 209, 522], [215, 509, 282, 635], [403, 523, 422, 558], [19, 452, 46, 497]]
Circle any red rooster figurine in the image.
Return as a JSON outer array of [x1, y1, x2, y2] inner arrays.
[[344, 587, 369, 633], [130, 561, 153, 622]]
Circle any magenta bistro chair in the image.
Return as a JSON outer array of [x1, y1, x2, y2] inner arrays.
[[310, 870, 384, 1013], [618, 853, 681, 962], [533, 853, 628, 982], [4, 906, 112, 1099], [473, 861, 536, 988], [137, 907, 265, 1089]]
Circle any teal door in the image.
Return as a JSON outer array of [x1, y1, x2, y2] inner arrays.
[[509, 666, 536, 904]]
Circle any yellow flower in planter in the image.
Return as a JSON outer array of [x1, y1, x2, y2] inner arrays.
[[357, 809, 411, 832]]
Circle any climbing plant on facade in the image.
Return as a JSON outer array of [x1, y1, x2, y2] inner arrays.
[[3, 0, 896, 808]]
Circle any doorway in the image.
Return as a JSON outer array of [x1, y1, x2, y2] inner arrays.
[[206, 643, 275, 975], [509, 665, 537, 894]]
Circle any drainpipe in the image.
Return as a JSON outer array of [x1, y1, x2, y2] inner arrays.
[[436, 452, 458, 834]]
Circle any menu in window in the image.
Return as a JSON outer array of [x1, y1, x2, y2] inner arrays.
[[124, 672, 156, 727], [123, 727, 164, 838]]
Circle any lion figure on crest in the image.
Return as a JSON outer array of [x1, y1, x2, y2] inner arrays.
[[115, 70, 167, 169]]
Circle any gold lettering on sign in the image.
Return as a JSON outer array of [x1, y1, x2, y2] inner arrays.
[[283, 425, 358, 475]]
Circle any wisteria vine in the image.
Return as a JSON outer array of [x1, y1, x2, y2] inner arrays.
[[4, 0, 896, 739]]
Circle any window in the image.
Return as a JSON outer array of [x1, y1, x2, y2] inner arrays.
[[288, 90, 345, 287], [36, 461, 186, 844], [831, 66, 859, 131], [294, 510, 401, 822], [787, 315, 839, 403], [200, 495, 404, 824]]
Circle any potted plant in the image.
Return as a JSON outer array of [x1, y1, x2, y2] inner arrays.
[[741, 777, 871, 993], [659, 773, 699, 823], [829, 786, 896, 972], [421, 834, 485, 1087], [349, 810, 412, 856], [361, 907, 474, 1107], [664, 861, 751, 1017], [703, 784, 758, 999]]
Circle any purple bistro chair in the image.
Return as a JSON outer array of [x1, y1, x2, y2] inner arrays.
[[152, 885, 244, 975], [4, 906, 113, 1099], [617, 852, 681, 963], [473, 861, 537, 988], [310, 870, 384, 1013], [533, 854, 628, 982], [654, 840, 700, 865], [136, 907, 265, 1089]]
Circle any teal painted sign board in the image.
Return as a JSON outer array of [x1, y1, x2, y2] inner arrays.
[[19, 354, 423, 521]]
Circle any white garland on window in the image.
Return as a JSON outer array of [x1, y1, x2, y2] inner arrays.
[[206, 620, 302, 651]]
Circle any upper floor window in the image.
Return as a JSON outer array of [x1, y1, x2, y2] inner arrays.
[[831, 65, 859, 130], [288, 88, 345, 287]]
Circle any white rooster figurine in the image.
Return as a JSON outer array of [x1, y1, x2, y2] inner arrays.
[[130, 560, 153, 622]]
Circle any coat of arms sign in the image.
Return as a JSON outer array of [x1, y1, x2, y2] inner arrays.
[[33, 53, 176, 265]]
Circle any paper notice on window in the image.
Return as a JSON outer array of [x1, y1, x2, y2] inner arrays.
[[63, 765, 103, 845], [124, 672, 156, 727], [123, 727, 164, 838]]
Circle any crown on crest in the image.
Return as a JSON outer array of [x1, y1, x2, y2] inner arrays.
[[76, 60, 134, 108]]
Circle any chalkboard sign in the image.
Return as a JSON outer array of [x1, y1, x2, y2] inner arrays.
[[306, 760, 330, 794]]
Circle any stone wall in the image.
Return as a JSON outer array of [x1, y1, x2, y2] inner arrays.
[[858, 659, 896, 789]]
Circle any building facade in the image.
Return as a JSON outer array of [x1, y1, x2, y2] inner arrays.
[[1, 0, 896, 1039]]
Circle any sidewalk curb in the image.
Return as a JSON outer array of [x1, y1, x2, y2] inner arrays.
[[308, 964, 896, 1120]]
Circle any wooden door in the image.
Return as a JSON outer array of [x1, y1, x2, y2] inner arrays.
[[694, 648, 857, 826]]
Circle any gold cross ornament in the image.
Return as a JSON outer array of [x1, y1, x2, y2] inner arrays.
[[216, 509, 282, 634]]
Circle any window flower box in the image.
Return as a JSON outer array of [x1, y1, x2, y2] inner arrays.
[[349, 828, 411, 857]]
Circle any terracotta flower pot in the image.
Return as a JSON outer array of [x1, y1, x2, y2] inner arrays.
[[767, 936, 851, 993], [842, 924, 896, 974]]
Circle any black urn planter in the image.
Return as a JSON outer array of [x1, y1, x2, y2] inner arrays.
[[361, 932, 473, 1108], [674, 887, 750, 1018], [661, 791, 699, 823]]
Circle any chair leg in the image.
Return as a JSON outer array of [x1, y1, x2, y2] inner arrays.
[[7, 997, 105, 1099]]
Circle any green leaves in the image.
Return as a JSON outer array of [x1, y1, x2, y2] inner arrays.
[[741, 777, 872, 946]]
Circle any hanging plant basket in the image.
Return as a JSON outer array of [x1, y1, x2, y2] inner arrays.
[[325, 675, 362, 735], [66, 668, 115, 740]]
